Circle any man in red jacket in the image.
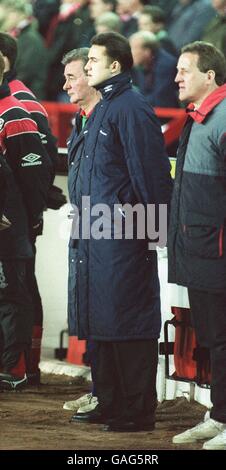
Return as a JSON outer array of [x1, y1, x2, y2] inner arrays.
[[0, 32, 66, 385], [0, 51, 52, 390]]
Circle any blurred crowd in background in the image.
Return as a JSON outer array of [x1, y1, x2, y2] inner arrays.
[[0, 0, 225, 106]]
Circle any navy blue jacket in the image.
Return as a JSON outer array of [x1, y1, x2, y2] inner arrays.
[[69, 72, 172, 340]]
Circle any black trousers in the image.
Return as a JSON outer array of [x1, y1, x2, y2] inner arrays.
[[94, 339, 158, 424], [188, 288, 226, 423], [25, 254, 43, 326], [0, 259, 34, 370]]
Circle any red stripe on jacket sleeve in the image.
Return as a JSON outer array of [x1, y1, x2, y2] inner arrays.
[[4, 117, 38, 138]]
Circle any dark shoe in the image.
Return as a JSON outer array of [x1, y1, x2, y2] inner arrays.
[[0, 372, 27, 390], [27, 370, 41, 386], [70, 408, 111, 424], [103, 420, 155, 433]]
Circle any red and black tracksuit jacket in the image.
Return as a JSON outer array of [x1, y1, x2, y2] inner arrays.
[[6, 68, 58, 178], [0, 79, 52, 258]]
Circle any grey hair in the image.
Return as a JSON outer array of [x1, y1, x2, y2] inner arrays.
[[62, 48, 89, 67]]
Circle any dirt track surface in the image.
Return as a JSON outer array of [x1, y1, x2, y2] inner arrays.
[[0, 374, 207, 450]]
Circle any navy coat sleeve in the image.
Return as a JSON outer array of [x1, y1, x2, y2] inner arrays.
[[117, 103, 173, 207]]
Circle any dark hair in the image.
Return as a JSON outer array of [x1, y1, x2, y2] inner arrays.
[[142, 5, 166, 24], [0, 33, 17, 69], [0, 51, 5, 81], [182, 41, 226, 86], [90, 32, 133, 72], [61, 48, 89, 67]]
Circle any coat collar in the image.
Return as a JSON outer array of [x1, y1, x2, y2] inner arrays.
[[96, 71, 132, 101], [186, 83, 226, 123]]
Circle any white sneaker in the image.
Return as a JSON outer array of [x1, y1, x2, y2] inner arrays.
[[203, 429, 226, 450], [63, 392, 96, 411], [204, 409, 211, 422], [173, 418, 226, 444], [77, 396, 98, 413]]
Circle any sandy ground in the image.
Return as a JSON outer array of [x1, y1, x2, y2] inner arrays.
[[0, 373, 208, 451]]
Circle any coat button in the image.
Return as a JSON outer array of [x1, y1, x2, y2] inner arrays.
[[79, 260, 83, 264], [85, 155, 89, 158]]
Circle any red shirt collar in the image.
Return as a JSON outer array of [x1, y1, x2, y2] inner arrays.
[[186, 84, 226, 123], [79, 108, 94, 119]]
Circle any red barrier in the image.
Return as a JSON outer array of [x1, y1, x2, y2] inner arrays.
[[66, 336, 87, 366], [42, 101, 79, 147], [171, 306, 211, 385], [155, 107, 186, 147], [42, 101, 186, 149], [172, 306, 197, 380]]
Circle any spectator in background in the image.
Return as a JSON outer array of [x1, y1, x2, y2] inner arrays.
[[116, 0, 145, 37], [138, 5, 177, 57], [0, 50, 52, 390], [44, 0, 92, 101], [130, 31, 179, 108], [89, 0, 116, 19], [88, 0, 117, 40], [168, 0, 215, 53], [95, 12, 122, 34], [0, 0, 49, 100], [168, 41, 226, 450], [32, 0, 61, 39], [202, 0, 226, 57], [148, 0, 178, 26], [0, 31, 66, 385]]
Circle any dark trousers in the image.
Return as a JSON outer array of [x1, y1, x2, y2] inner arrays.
[[25, 255, 43, 327], [94, 339, 158, 424], [0, 259, 34, 370], [188, 288, 226, 423], [86, 339, 97, 397]]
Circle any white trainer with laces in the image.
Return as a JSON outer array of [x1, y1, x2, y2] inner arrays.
[[77, 396, 98, 413], [203, 429, 226, 450], [63, 392, 97, 411], [173, 418, 226, 444]]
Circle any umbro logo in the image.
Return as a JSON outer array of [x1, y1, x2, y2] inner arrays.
[[21, 154, 42, 167]]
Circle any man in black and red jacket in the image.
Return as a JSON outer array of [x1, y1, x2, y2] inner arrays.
[[0, 154, 6, 220], [0, 32, 67, 385], [0, 50, 52, 390]]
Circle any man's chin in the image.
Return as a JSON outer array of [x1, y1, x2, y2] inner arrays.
[[88, 78, 95, 87], [179, 92, 186, 102]]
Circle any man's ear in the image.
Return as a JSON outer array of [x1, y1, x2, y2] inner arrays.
[[207, 69, 215, 83], [111, 60, 121, 75], [3, 56, 10, 73]]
